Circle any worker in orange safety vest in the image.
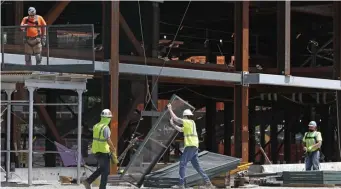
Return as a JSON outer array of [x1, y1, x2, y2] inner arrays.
[[20, 7, 47, 65]]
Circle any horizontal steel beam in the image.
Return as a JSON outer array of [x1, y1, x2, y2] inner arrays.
[[25, 79, 87, 91], [244, 73, 341, 90], [118, 63, 242, 83]]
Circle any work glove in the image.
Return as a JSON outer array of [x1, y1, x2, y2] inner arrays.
[[307, 146, 313, 152], [109, 152, 119, 164], [41, 35, 46, 46]]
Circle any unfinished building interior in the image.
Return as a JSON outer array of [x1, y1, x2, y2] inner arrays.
[[1, 0, 341, 186]]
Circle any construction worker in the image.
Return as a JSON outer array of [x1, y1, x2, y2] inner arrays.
[[167, 104, 215, 189], [302, 121, 322, 171], [82, 109, 117, 189], [20, 7, 46, 65]]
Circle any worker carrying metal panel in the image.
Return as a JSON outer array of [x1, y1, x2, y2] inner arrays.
[[20, 7, 46, 65], [167, 104, 215, 189], [82, 109, 118, 189], [302, 121, 323, 171]]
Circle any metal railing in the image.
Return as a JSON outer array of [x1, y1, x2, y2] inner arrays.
[[1, 24, 95, 68]]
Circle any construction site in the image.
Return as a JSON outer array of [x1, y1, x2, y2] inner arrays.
[[1, 0, 341, 188]]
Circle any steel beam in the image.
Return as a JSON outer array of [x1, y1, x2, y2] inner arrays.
[[205, 100, 217, 152], [119, 13, 144, 56], [224, 102, 233, 156], [244, 73, 341, 90], [277, 1, 291, 75], [44, 1, 70, 25], [234, 1, 249, 162], [119, 63, 242, 83], [25, 79, 87, 91], [334, 2, 341, 161], [110, 0, 120, 175]]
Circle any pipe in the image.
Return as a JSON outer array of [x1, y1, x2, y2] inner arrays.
[[27, 87, 35, 186], [5, 90, 13, 182], [76, 89, 83, 184]]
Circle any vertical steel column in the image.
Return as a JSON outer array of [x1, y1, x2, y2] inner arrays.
[[110, 0, 120, 174], [224, 102, 233, 156], [76, 90, 83, 184], [45, 91, 56, 167], [234, 1, 249, 162], [5, 90, 13, 182], [334, 2, 341, 161], [248, 102, 256, 162], [27, 87, 35, 186], [270, 105, 278, 163], [277, 1, 291, 75], [205, 100, 217, 152], [259, 110, 266, 164], [284, 109, 292, 163]]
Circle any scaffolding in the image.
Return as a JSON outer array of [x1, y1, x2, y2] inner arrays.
[[0, 71, 92, 185]]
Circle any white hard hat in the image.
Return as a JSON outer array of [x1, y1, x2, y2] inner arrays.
[[101, 109, 112, 118], [28, 7, 36, 16], [183, 109, 193, 116], [308, 121, 317, 127]]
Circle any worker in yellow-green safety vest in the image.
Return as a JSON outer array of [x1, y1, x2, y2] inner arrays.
[[302, 121, 323, 171], [167, 104, 215, 189], [82, 109, 117, 189]]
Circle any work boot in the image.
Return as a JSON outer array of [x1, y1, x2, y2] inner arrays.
[[204, 182, 216, 189], [171, 185, 185, 189], [82, 180, 91, 189]]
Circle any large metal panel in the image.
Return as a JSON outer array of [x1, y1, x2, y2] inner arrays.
[[120, 94, 195, 187], [144, 151, 241, 188], [283, 171, 341, 185]]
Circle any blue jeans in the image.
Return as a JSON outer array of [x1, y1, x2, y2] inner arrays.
[[86, 153, 110, 189], [179, 146, 210, 186], [305, 150, 320, 171]]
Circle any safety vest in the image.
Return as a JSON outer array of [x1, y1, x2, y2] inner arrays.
[[303, 131, 322, 152], [91, 123, 110, 154], [183, 119, 199, 148]]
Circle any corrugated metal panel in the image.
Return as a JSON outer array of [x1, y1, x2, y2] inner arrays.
[[120, 95, 195, 187], [283, 171, 341, 185], [144, 151, 240, 188]]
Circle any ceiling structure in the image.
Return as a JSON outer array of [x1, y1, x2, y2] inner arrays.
[[1, 1, 334, 67]]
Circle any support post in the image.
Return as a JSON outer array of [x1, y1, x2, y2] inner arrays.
[[277, 1, 291, 75], [76, 90, 84, 184], [224, 102, 233, 156], [284, 110, 292, 163], [270, 105, 279, 163], [110, 0, 120, 175], [248, 102, 256, 162], [5, 89, 13, 182], [334, 2, 341, 161], [234, 1, 249, 162], [205, 100, 217, 152], [27, 87, 35, 186]]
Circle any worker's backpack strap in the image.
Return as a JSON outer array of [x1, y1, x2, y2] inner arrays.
[[25, 15, 41, 37], [25, 15, 39, 25]]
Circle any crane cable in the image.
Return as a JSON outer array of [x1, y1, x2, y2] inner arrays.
[[131, 1, 192, 139]]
